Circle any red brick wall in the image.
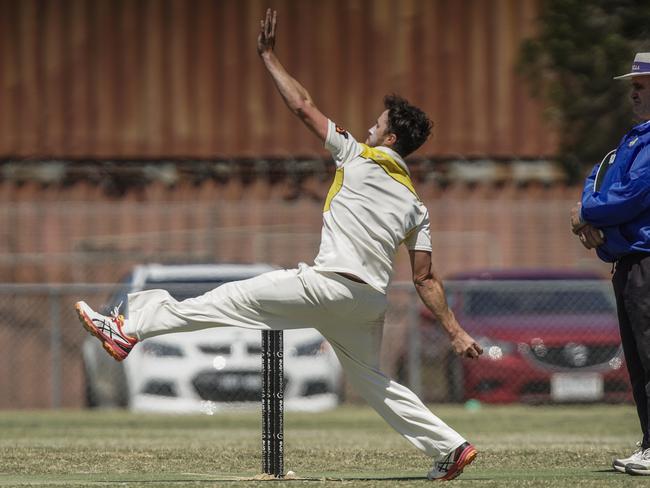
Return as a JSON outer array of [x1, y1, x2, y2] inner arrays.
[[0, 177, 613, 408], [0, 178, 610, 284]]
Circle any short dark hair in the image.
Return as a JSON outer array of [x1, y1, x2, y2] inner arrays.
[[383, 95, 433, 157]]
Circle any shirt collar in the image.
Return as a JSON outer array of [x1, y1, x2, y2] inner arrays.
[[631, 119, 650, 134], [375, 146, 410, 174]]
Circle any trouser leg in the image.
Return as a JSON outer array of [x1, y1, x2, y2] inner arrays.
[[124, 265, 319, 339], [327, 338, 466, 458], [317, 278, 466, 459], [613, 254, 650, 448]]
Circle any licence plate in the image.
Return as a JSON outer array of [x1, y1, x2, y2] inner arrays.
[[551, 373, 603, 401], [218, 374, 261, 391]]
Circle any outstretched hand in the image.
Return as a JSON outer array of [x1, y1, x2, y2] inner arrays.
[[450, 329, 483, 359], [257, 8, 277, 56]]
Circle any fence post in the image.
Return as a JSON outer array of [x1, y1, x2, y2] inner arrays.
[[49, 288, 62, 409], [406, 288, 422, 396]]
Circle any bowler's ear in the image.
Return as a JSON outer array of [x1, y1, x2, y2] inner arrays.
[[385, 132, 397, 146]]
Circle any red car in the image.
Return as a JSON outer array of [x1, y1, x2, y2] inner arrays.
[[422, 270, 632, 404]]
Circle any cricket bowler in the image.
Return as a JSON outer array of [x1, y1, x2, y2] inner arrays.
[[75, 8, 483, 481]]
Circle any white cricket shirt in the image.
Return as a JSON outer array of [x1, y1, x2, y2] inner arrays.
[[313, 120, 432, 294]]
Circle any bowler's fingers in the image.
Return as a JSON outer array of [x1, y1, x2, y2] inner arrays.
[[465, 343, 482, 359], [264, 8, 274, 39], [271, 9, 277, 38]]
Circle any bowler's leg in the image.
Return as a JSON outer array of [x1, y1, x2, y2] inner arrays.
[[124, 267, 315, 339], [320, 314, 466, 459]]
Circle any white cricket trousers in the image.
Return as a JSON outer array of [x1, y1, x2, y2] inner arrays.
[[124, 263, 466, 459]]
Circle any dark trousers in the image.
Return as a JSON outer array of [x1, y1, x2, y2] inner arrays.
[[612, 253, 650, 448]]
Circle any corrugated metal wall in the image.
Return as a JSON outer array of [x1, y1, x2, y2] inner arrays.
[[0, 0, 555, 159]]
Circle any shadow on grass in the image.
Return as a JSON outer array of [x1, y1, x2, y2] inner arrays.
[[0, 474, 431, 486], [71, 475, 430, 484]]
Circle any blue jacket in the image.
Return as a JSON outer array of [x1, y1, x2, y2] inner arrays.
[[581, 120, 650, 262]]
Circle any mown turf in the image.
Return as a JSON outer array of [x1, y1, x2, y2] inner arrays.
[[0, 404, 648, 487]]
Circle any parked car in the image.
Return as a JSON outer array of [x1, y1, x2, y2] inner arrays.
[[82, 263, 343, 413], [417, 269, 631, 403]]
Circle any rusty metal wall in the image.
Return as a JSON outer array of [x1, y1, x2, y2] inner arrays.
[[0, 0, 554, 159]]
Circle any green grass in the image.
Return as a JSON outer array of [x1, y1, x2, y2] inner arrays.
[[0, 404, 648, 487]]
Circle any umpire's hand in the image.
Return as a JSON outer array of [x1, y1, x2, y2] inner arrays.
[[570, 202, 588, 234], [577, 224, 605, 249]]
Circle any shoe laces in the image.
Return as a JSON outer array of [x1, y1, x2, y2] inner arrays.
[[110, 301, 124, 322], [435, 452, 454, 472], [641, 448, 650, 460]]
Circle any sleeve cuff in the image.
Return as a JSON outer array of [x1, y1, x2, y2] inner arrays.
[[324, 119, 335, 150]]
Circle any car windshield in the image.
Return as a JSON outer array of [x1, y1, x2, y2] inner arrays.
[[459, 281, 616, 317]]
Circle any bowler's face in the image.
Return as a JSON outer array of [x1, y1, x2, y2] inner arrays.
[[365, 110, 390, 146], [631, 76, 650, 120]]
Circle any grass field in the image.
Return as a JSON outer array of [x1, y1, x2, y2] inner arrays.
[[0, 404, 648, 487]]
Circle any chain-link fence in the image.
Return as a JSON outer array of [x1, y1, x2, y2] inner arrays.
[[390, 277, 630, 405], [0, 275, 631, 411]]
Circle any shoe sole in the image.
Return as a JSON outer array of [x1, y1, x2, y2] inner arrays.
[[440, 445, 478, 481], [75, 302, 127, 362], [626, 464, 650, 476]]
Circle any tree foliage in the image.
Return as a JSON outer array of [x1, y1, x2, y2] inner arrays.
[[519, 0, 650, 182]]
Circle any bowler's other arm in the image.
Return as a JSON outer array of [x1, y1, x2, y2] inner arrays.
[[409, 250, 483, 359]]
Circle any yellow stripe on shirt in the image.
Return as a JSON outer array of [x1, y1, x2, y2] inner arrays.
[[323, 167, 344, 212], [359, 144, 419, 199]]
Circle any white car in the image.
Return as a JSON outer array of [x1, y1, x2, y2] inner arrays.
[[82, 263, 343, 413]]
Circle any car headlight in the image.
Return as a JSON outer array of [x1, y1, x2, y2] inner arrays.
[[141, 341, 184, 357], [475, 336, 515, 361], [292, 338, 327, 357]]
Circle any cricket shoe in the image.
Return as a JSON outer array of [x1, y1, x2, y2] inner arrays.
[[75, 301, 137, 361], [612, 441, 643, 473], [625, 448, 650, 476], [427, 442, 477, 481]]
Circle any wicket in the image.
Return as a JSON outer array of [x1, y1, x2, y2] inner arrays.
[[262, 329, 284, 477]]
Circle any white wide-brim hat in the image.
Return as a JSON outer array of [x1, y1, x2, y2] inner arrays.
[[614, 52, 650, 79]]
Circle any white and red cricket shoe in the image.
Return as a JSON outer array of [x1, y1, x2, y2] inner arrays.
[[427, 442, 477, 481], [75, 301, 138, 361]]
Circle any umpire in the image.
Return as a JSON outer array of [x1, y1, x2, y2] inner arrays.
[[571, 52, 650, 476]]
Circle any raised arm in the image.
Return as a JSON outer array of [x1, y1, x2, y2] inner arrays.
[[257, 9, 328, 141], [409, 250, 483, 359]]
